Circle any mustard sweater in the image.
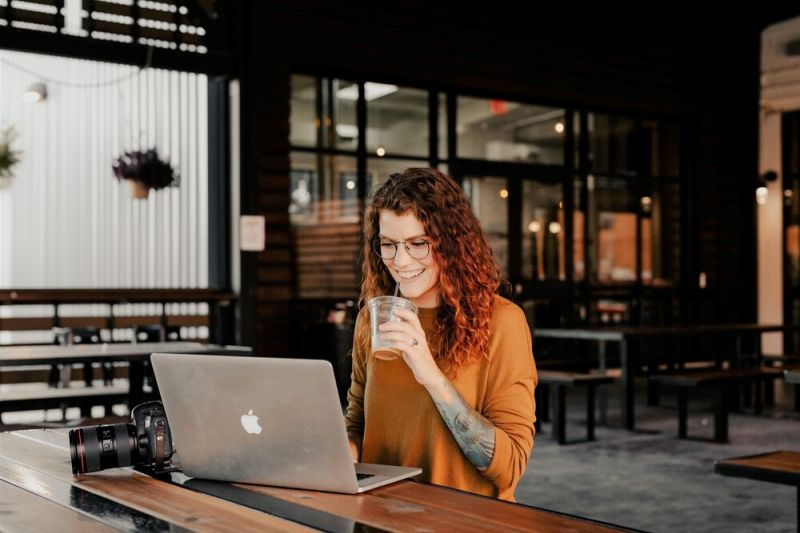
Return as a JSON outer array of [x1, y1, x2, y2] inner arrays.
[[345, 295, 537, 501]]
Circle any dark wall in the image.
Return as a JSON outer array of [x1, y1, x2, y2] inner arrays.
[[234, 2, 791, 354]]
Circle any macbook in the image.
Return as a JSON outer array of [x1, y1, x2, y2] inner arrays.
[[150, 353, 421, 493]]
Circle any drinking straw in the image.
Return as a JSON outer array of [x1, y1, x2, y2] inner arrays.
[[393, 282, 400, 297]]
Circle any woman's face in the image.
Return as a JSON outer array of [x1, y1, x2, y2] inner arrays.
[[377, 209, 441, 308]]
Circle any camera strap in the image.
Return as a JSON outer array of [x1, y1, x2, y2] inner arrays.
[[154, 423, 166, 469]]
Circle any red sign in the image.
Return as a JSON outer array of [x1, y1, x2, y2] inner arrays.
[[489, 99, 508, 115]]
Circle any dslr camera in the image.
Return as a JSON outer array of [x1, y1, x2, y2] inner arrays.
[[69, 401, 174, 474]]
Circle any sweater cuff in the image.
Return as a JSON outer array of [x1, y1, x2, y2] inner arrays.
[[481, 426, 511, 485]]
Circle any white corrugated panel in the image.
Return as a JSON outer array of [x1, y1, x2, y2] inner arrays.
[[0, 50, 209, 289]]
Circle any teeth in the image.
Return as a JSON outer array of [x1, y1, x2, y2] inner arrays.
[[397, 269, 424, 279]]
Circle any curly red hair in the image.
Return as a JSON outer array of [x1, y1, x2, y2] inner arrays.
[[358, 168, 501, 376]]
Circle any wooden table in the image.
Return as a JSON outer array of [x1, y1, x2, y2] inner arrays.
[[0, 429, 639, 532], [534, 323, 796, 430], [0, 342, 252, 407], [715, 450, 800, 532]]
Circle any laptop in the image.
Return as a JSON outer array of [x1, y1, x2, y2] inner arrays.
[[150, 353, 421, 493]]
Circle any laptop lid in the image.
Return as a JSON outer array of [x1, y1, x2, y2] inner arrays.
[[151, 353, 363, 493]]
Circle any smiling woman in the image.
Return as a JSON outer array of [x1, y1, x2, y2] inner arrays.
[[345, 168, 538, 502]]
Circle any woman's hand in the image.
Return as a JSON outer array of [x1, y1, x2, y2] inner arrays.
[[378, 307, 444, 387]]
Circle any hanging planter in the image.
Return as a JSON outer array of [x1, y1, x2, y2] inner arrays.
[[112, 148, 178, 199], [0, 126, 22, 190]]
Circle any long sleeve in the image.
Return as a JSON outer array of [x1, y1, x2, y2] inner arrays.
[[479, 301, 537, 491], [344, 310, 368, 437]]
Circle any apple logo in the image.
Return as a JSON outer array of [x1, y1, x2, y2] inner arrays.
[[240, 409, 262, 435]]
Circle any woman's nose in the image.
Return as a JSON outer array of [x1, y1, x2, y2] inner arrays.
[[393, 244, 414, 266]]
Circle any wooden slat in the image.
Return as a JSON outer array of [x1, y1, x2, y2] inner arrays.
[[60, 317, 108, 329], [92, 0, 204, 26], [112, 315, 163, 327], [0, 317, 53, 331], [166, 315, 209, 327], [0, 480, 118, 533], [0, 8, 58, 27], [0, 431, 311, 533], [0, 289, 235, 305], [82, 18, 203, 46]]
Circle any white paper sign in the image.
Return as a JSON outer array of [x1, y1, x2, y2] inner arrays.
[[240, 215, 266, 251]]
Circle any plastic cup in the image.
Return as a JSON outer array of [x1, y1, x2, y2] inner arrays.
[[367, 295, 418, 360]]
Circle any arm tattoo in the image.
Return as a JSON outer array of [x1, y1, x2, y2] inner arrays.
[[430, 376, 495, 470]]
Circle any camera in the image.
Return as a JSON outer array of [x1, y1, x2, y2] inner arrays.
[[69, 401, 174, 475]]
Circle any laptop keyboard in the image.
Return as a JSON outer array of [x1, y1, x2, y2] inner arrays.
[[356, 473, 376, 481]]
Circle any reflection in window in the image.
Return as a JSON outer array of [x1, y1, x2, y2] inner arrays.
[[589, 175, 638, 283], [290, 152, 360, 298], [463, 177, 508, 277], [367, 85, 428, 158], [457, 97, 565, 164], [573, 178, 585, 282], [522, 181, 564, 281], [641, 181, 680, 286], [366, 157, 430, 199], [597, 211, 637, 282], [290, 75, 317, 147], [588, 114, 636, 175], [290, 75, 358, 151], [290, 152, 359, 225]]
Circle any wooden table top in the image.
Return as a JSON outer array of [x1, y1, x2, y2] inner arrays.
[[715, 450, 800, 487], [0, 429, 637, 532], [0, 342, 252, 365]]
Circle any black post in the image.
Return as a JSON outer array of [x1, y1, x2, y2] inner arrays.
[[586, 384, 596, 441], [554, 385, 567, 445], [677, 388, 688, 439], [714, 383, 729, 444]]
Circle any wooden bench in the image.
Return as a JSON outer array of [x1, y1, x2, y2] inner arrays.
[[649, 367, 784, 443], [0, 385, 128, 423], [536, 371, 616, 445]]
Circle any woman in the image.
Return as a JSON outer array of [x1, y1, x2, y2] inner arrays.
[[345, 168, 537, 502]]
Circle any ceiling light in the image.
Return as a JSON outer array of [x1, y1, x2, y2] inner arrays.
[[499, 188, 509, 199], [756, 186, 768, 205], [23, 82, 47, 103], [337, 82, 398, 101], [554, 121, 565, 133], [376, 145, 386, 157]]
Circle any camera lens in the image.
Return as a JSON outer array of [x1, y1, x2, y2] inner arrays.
[[69, 423, 139, 474]]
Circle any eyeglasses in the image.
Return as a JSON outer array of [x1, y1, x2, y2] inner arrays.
[[373, 238, 431, 260]]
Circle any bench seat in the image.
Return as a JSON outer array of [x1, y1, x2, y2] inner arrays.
[[0, 385, 128, 422], [649, 367, 783, 443], [536, 371, 615, 445]]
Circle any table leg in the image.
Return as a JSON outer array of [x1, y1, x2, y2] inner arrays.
[[597, 340, 608, 425], [621, 339, 634, 430]]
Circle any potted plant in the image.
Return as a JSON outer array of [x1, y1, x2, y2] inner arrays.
[[0, 126, 22, 190], [112, 148, 179, 199]]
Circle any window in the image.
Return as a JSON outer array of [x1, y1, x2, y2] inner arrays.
[[457, 97, 565, 164]]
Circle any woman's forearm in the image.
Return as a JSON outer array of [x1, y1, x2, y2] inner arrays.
[[425, 373, 495, 470]]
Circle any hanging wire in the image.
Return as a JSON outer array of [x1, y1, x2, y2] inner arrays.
[[0, 46, 154, 89]]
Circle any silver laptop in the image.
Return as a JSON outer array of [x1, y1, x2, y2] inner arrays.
[[150, 353, 421, 493]]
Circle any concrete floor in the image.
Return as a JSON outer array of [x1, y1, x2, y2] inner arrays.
[[516, 381, 799, 532]]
